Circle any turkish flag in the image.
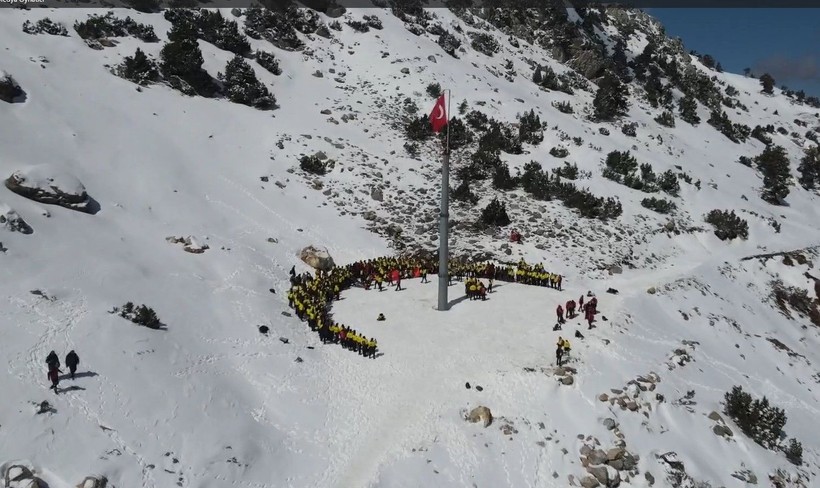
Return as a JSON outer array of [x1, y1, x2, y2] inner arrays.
[[429, 94, 447, 133]]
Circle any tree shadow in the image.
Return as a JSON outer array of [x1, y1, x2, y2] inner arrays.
[[59, 386, 86, 393]]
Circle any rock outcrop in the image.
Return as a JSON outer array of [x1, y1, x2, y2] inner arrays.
[[0, 204, 33, 234], [466, 405, 492, 427], [299, 245, 335, 271], [5, 165, 94, 214]]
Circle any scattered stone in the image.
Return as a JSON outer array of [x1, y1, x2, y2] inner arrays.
[[371, 187, 384, 202], [707, 411, 723, 422], [598, 393, 609, 402], [644, 472, 655, 486], [602, 418, 617, 430], [587, 465, 608, 485], [320, 109, 332, 115], [647, 287, 657, 295], [608, 265, 623, 275], [400, 67, 410, 74], [561, 375, 575, 385], [588, 449, 607, 465], [466, 406, 492, 427], [0, 204, 33, 234], [580, 475, 601, 488], [465, 382, 471, 389], [258, 325, 269, 334], [476, 385, 483, 391], [607, 447, 625, 461], [295, 357, 303, 363], [712, 425, 733, 437], [626, 401, 639, 411], [279, 337, 289, 344]]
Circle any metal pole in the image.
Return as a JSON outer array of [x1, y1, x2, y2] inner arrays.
[[437, 90, 451, 311]]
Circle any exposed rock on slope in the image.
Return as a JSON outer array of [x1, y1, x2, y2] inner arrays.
[[5, 165, 95, 214]]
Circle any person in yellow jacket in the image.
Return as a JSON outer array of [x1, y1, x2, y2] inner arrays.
[[562, 338, 571, 360], [556, 337, 565, 366]]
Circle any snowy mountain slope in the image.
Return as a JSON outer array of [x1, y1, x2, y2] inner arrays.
[[0, 5, 819, 488]]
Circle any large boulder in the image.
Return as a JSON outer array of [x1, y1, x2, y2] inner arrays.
[[0, 72, 26, 103], [3, 465, 44, 488], [5, 165, 94, 214], [299, 245, 335, 271], [0, 204, 33, 234], [587, 466, 608, 486], [466, 405, 493, 427]]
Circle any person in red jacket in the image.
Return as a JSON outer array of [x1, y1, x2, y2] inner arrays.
[[586, 308, 595, 329], [48, 365, 61, 392], [566, 300, 575, 319], [392, 269, 403, 291], [556, 304, 564, 323], [589, 296, 598, 314], [578, 295, 584, 311]]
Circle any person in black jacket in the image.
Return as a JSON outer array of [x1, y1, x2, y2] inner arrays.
[[65, 350, 80, 380], [46, 350, 60, 369]]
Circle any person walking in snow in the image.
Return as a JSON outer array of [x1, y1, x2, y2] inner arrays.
[[48, 365, 62, 392], [65, 350, 80, 380], [46, 350, 60, 370], [566, 299, 575, 319], [586, 307, 595, 330], [556, 304, 564, 324], [393, 269, 403, 291], [578, 295, 584, 312], [421, 268, 429, 283], [556, 337, 564, 366]]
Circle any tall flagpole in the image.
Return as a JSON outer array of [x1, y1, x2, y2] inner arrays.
[[437, 89, 451, 311]]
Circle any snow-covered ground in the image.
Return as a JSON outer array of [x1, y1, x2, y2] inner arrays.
[[1, 6, 819, 488]]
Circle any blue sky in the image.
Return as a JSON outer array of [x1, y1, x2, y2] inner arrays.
[[645, 9, 820, 97]]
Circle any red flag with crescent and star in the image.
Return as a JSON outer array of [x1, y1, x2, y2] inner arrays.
[[429, 94, 447, 133]]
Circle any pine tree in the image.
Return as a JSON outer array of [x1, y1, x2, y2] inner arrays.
[[426, 82, 442, 98], [760, 73, 775, 94], [452, 179, 478, 204], [492, 163, 517, 190], [115, 47, 160, 86], [593, 70, 628, 121], [678, 95, 700, 125], [532, 67, 543, 85], [160, 40, 201, 77], [480, 197, 510, 227], [785, 438, 803, 465], [219, 55, 276, 110], [518, 109, 543, 145], [755, 145, 792, 204], [797, 145, 820, 190]]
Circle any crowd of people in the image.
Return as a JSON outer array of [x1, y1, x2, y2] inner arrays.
[[556, 294, 599, 329], [285, 255, 571, 360]]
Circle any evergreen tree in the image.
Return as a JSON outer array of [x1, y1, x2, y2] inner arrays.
[[532, 67, 542, 85], [480, 197, 511, 227], [797, 145, 820, 190], [678, 95, 700, 125], [219, 55, 276, 109], [115, 47, 160, 86], [518, 109, 543, 145], [593, 70, 628, 121], [785, 438, 803, 466], [441, 117, 472, 151], [760, 73, 775, 94], [492, 163, 517, 190], [755, 145, 792, 204], [452, 179, 478, 204], [160, 39, 208, 94], [426, 82, 442, 98]]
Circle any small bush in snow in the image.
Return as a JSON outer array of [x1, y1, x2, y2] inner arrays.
[[480, 197, 510, 227], [708, 109, 750, 143], [751, 125, 772, 145], [598, 127, 610, 136], [621, 122, 637, 137], [641, 197, 676, 214], [22, 18, 69, 36], [347, 20, 370, 33], [219, 55, 276, 110], [552, 101, 573, 114], [299, 155, 333, 176], [657, 170, 680, 196], [426, 82, 442, 98], [0, 73, 25, 103], [603, 151, 638, 180], [705, 209, 748, 240], [785, 439, 803, 465], [469, 32, 500, 57], [551, 162, 579, 180], [437, 30, 461, 58], [114, 48, 160, 86], [74, 12, 158, 42], [654, 111, 676, 128], [724, 385, 786, 450], [738, 156, 753, 167], [254, 50, 282, 76], [112, 302, 161, 329], [160, 39, 213, 96], [363, 15, 383, 30], [549, 147, 569, 158], [442, 117, 473, 151], [797, 145, 820, 190]]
